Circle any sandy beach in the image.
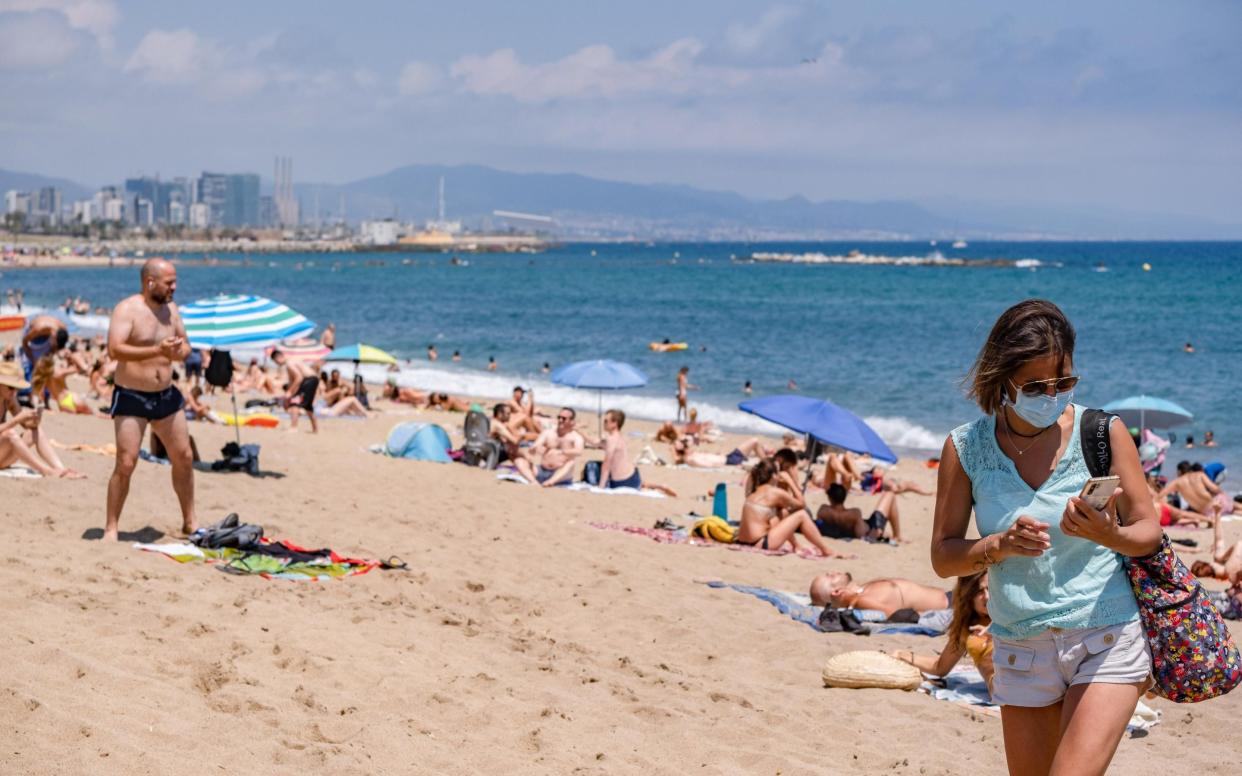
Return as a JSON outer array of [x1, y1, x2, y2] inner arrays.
[[2, 350, 1239, 775]]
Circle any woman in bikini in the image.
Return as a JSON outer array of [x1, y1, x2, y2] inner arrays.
[[735, 458, 845, 557], [891, 571, 996, 695], [31, 355, 93, 415]]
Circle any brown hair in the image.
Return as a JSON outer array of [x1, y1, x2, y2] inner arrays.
[[945, 572, 989, 651], [966, 299, 1075, 415], [605, 409, 626, 428], [746, 458, 778, 494]]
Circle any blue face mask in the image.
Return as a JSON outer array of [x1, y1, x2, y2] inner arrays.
[[1006, 381, 1073, 428]]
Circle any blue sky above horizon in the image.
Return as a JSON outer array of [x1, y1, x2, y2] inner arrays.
[[2, 0, 1240, 222]]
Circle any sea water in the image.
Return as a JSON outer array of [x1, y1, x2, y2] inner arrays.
[[4, 241, 1239, 477]]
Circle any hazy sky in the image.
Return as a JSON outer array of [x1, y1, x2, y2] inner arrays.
[[2, 0, 1240, 221]]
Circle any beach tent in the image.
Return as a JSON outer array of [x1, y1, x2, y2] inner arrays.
[[385, 422, 452, 463]]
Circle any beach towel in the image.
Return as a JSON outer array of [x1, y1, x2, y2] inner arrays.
[[588, 521, 841, 559], [702, 581, 946, 635], [496, 471, 666, 498], [134, 537, 399, 581], [0, 464, 41, 478]]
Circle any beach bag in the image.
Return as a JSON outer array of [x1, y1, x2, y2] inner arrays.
[[205, 349, 233, 388], [582, 460, 602, 486], [190, 513, 263, 550], [691, 516, 735, 543], [1081, 409, 1242, 703]]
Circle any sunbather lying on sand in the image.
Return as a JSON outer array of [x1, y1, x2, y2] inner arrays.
[[890, 572, 995, 694], [383, 382, 429, 408], [670, 436, 771, 468], [1147, 472, 1212, 527], [809, 569, 951, 615], [736, 459, 845, 557], [1159, 464, 1233, 515], [1191, 506, 1242, 620]]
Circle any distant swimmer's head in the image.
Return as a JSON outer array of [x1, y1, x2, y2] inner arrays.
[[679, 366, 689, 375], [809, 571, 853, 607], [826, 483, 847, 505], [967, 299, 1076, 418], [140, 258, 177, 304]]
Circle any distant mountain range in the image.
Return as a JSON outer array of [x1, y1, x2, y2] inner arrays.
[[4, 164, 1240, 239]]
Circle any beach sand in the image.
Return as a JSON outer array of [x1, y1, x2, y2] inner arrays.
[[3, 375, 1239, 774]]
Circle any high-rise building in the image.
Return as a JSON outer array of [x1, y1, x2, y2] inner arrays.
[[274, 156, 299, 227], [188, 202, 211, 229], [5, 190, 31, 217], [30, 187, 62, 226], [197, 172, 260, 227]]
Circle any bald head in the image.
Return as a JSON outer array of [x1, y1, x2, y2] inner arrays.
[[141, 259, 177, 304], [809, 571, 853, 607]]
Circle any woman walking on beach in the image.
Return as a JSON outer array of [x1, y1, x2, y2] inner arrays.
[[930, 299, 1160, 776]]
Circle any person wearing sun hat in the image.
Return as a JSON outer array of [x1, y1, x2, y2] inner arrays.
[[0, 361, 82, 478]]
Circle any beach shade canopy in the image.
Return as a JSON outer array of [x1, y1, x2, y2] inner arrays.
[[385, 422, 452, 463], [324, 343, 398, 365], [551, 359, 648, 390], [552, 359, 648, 435], [739, 394, 897, 464], [181, 294, 315, 351], [1101, 395, 1193, 430]]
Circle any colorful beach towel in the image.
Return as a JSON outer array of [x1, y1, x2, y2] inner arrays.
[[702, 580, 946, 635], [588, 521, 845, 559], [134, 539, 397, 581]]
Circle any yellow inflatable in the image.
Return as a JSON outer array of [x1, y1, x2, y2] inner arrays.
[[649, 342, 688, 352], [218, 412, 280, 428]]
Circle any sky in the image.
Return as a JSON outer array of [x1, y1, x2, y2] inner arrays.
[[1, 0, 1240, 223]]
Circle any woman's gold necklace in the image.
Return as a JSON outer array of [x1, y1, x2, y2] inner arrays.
[[1002, 411, 1051, 456]]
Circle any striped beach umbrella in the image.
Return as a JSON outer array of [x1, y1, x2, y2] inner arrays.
[[181, 294, 315, 351], [266, 340, 332, 366], [324, 343, 399, 365]]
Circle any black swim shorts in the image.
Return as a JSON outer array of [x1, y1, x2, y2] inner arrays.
[[109, 385, 185, 421], [290, 376, 319, 415]]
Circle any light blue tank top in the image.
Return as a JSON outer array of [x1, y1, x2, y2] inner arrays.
[[949, 404, 1138, 641]]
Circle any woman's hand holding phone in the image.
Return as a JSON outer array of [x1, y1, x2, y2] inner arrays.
[[996, 515, 1052, 560], [1061, 487, 1122, 547]]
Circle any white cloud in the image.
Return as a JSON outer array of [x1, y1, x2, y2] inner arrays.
[[724, 5, 799, 54], [397, 61, 440, 95], [124, 28, 218, 84], [0, 10, 79, 70], [448, 38, 743, 104], [0, 0, 117, 48]]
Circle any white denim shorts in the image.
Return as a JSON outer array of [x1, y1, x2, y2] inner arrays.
[[991, 619, 1151, 707]]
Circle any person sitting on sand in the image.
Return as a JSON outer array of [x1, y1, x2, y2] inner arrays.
[[1190, 506, 1242, 620], [514, 406, 584, 487], [490, 404, 525, 464], [682, 408, 717, 441], [238, 358, 279, 394], [319, 394, 369, 418], [890, 572, 995, 694], [184, 386, 221, 423], [772, 447, 807, 511], [271, 349, 319, 434], [1159, 463, 1233, 515], [818, 450, 864, 491], [670, 436, 772, 468], [735, 458, 844, 557], [1146, 472, 1212, 527], [809, 569, 950, 615], [815, 483, 905, 542], [0, 362, 84, 478], [31, 354, 93, 415], [320, 369, 349, 405], [504, 386, 542, 435], [599, 409, 676, 496]]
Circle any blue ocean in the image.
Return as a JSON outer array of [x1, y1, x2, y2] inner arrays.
[[4, 241, 1239, 478]]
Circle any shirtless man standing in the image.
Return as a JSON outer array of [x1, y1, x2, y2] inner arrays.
[[515, 406, 584, 487], [271, 349, 319, 433], [105, 259, 196, 540], [809, 570, 950, 615], [600, 409, 676, 496]]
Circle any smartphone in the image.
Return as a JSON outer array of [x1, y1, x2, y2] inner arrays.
[[1078, 475, 1121, 511]]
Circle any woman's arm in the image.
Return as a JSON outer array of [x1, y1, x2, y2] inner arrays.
[[893, 641, 965, 678], [1061, 420, 1162, 557]]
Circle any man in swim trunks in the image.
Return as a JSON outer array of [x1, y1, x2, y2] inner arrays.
[[271, 349, 319, 434], [815, 483, 904, 542], [669, 436, 771, 468], [104, 259, 197, 540], [514, 406, 584, 487], [599, 409, 676, 496], [808, 570, 950, 616]]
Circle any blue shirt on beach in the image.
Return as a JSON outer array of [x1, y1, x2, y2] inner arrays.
[[950, 404, 1139, 641]]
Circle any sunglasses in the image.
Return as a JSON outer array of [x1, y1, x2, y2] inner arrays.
[[1013, 375, 1081, 396], [557, 415, 573, 421]]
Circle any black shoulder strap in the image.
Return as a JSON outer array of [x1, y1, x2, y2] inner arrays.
[[1080, 409, 1115, 478]]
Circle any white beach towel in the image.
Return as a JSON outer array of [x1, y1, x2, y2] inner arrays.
[[495, 470, 665, 498], [0, 465, 40, 479]]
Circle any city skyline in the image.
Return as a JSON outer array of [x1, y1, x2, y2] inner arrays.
[[1, 1, 1239, 227]]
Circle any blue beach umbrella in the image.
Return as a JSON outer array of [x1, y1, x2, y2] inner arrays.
[[1101, 395, 1193, 430], [181, 294, 315, 351], [552, 359, 648, 435], [739, 394, 898, 464]]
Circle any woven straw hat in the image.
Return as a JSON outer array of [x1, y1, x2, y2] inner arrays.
[[821, 650, 922, 691], [0, 361, 30, 390]]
